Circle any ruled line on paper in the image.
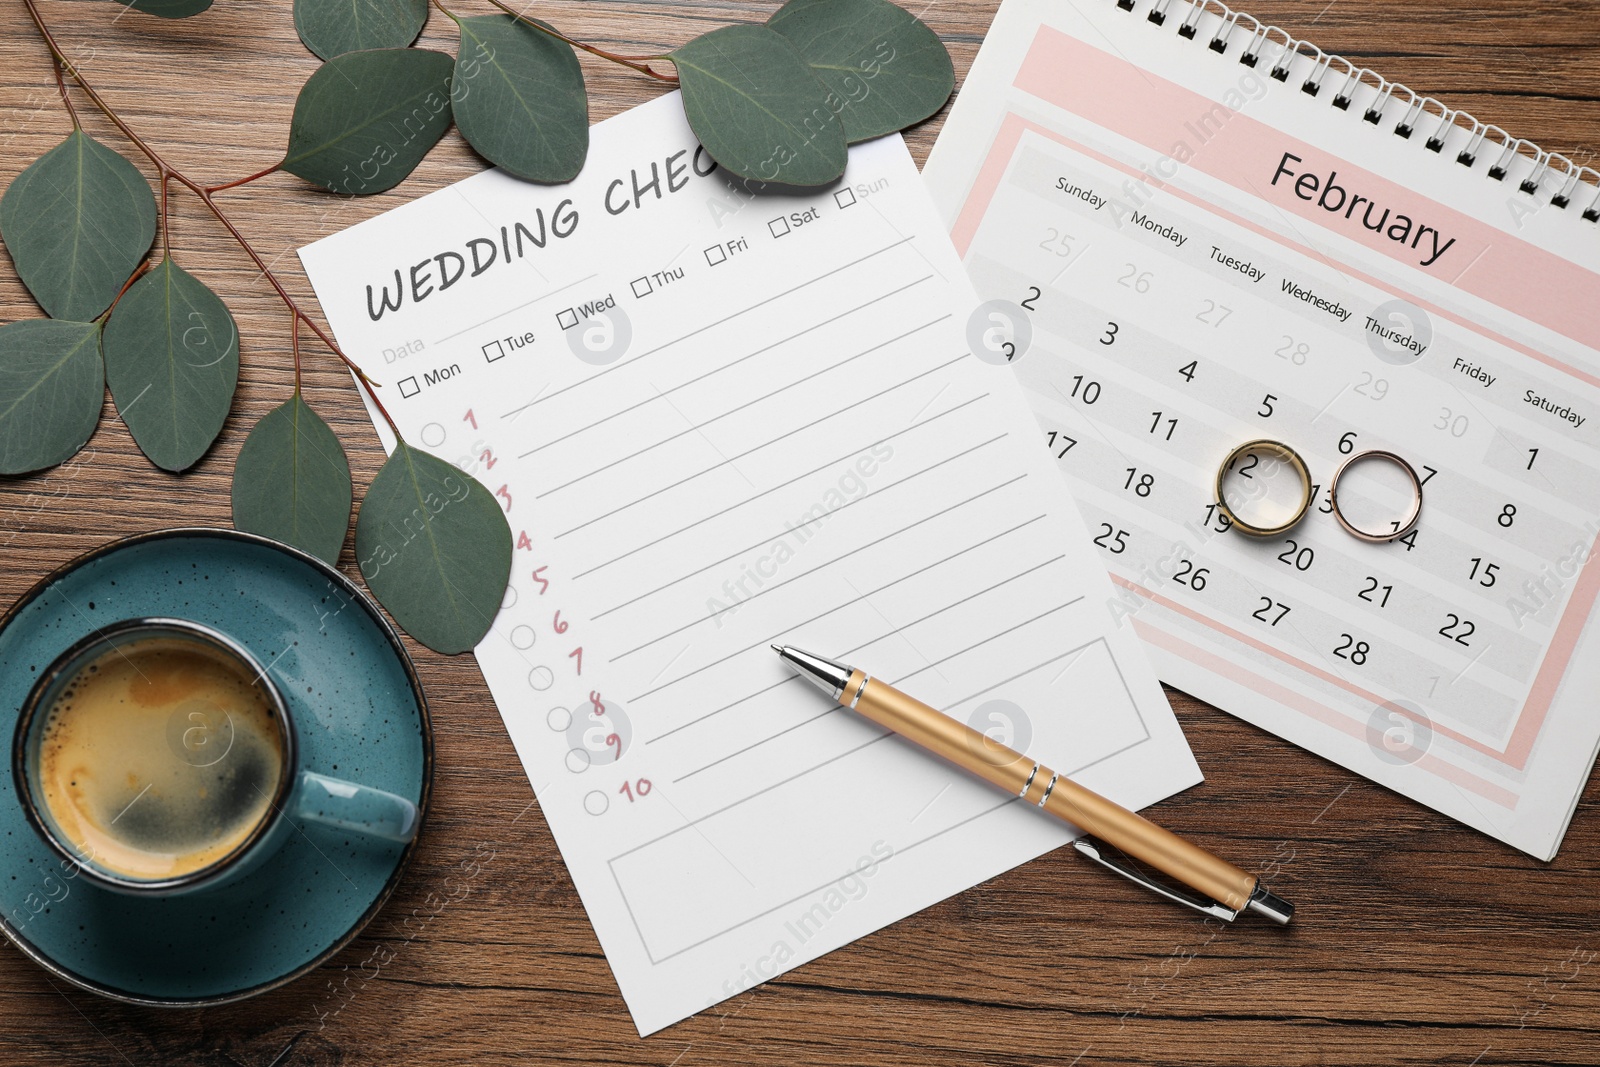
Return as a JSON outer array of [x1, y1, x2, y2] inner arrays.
[[611, 478, 1033, 665], [557, 390, 983, 545], [535, 352, 966, 500], [670, 597, 1085, 782], [587, 434, 1008, 618], [499, 235, 916, 419], [519, 281, 942, 459], [644, 553, 1069, 745], [625, 511, 1048, 700]]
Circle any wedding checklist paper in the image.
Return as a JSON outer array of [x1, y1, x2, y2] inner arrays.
[[299, 92, 1200, 1034]]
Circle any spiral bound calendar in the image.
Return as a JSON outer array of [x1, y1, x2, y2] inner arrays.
[[923, 0, 1600, 858]]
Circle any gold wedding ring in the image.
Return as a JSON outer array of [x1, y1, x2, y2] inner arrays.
[[1214, 439, 1312, 537], [1330, 450, 1424, 542]]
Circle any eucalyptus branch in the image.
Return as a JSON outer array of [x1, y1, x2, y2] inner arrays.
[[481, 0, 679, 83], [19, 0, 400, 437], [2, 0, 953, 654]]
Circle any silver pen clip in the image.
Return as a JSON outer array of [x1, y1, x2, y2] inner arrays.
[[1072, 837, 1242, 921], [1072, 838, 1295, 924]]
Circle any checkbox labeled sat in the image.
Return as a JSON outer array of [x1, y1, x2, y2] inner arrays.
[[834, 188, 856, 209], [398, 375, 420, 398], [631, 276, 653, 298], [768, 216, 790, 238], [557, 308, 579, 330], [704, 244, 727, 266]]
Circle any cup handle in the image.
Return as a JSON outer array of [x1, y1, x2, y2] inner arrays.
[[292, 770, 419, 843]]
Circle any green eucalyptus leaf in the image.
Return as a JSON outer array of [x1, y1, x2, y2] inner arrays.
[[356, 441, 512, 654], [0, 320, 103, 476], [102, 257, 238, 472], [232, 394, 353, 564], [671, 25, 846, 186], [0, 130, 156, 322], [282, 48, 456, 196], [452, 14, 588, 183], [294, 0, 429, 61], [768, 0, 954, 143], [110, 0, 214, 17]]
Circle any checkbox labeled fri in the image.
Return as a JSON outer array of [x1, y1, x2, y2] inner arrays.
[[557, 308, 579, 330], [704, 244, 727, 266]]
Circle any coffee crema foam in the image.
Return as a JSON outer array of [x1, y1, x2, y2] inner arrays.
[[37, 637, 287, 882]]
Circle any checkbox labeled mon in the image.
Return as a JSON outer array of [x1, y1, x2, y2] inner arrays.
[[398, 375, 420, 398]]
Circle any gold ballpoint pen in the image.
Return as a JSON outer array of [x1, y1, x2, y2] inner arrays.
[[773, 645, 1294, 924]]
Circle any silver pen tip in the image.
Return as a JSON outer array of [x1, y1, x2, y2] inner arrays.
[[770, 644, 852, 701]]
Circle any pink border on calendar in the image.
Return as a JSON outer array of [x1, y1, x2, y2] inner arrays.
[[947, 34, 1600, 774], [1131, 617, 1520, 809]]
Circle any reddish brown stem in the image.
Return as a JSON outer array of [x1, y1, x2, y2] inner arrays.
[[482, 0, 679, 83], [204, 162, 279, 194], [51, 56, 79, 127], [158, 172, 171, 256], [289, 311, 302, 391], [21, 0, 400, 438], [97, 258, 152, 323]]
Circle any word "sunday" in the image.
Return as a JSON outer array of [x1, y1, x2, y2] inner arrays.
[[1271, 153, 1457, 268]]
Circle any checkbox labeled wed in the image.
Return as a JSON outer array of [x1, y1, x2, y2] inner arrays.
[[557, 308, 579, 330]]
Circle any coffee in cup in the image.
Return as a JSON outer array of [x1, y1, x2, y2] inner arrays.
[[16, 616, 419, 897], [33, 634, 288, 883]]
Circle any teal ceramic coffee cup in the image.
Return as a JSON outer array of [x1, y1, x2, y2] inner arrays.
[[12, 616, 418, 897]]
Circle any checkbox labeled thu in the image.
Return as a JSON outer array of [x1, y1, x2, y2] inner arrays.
[[631, 276, 653, 298]]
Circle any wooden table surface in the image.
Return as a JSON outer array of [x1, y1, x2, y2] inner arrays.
[[2, 1, 1598, 1063]]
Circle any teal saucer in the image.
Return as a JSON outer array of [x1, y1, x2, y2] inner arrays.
[[0, 528, 431, 1005]]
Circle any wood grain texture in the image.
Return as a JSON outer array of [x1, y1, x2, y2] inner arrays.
[[2, 1, 1598, 1064]]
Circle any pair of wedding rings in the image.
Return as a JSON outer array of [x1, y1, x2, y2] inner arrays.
[[1214, 439, 1423, 542]]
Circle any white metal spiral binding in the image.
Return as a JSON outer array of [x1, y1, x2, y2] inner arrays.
[[1109, 0, 1600, 224]]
